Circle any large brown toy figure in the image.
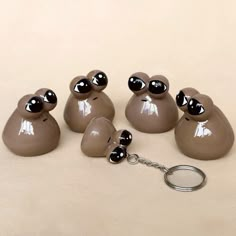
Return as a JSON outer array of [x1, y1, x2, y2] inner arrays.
[[64, 70, 115, 133], [2, 88, 60, 156], [125, 72, 178, 133], [175, 90, 234, 160], [81, 117, 132, 163]]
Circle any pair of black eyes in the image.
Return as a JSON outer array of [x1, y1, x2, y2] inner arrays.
[[176, 91, 205, 115], [74, 73, 108, 93], [107, 130, 132, 164], [128, 77, 167, 94], [25, 90, 57, 113]]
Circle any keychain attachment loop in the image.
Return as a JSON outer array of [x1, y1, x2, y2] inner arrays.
[[127, 153, 207, 192], [127, 153, 169, 173], [127, 154, 139, 165]]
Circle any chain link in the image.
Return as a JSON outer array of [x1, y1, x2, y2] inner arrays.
[[127, 154, 169, 173]]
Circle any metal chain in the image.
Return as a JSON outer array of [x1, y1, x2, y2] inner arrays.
[[127, 154, 169, 173]]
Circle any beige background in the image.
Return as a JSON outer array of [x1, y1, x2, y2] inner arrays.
[[0, 0, 236, 235]]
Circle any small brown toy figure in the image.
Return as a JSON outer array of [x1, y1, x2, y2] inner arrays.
[[125, 72, 178, 133], [2, 88, 60, 156], [175, 92, 234, 160], [81, 117, 132, 163], [64, 70, 115, 133]]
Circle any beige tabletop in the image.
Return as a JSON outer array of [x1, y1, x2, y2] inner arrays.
[[0, 1, 236, 235]]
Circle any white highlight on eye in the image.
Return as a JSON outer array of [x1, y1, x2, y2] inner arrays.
[[195, 103, 205, 114], [194, 120, 212, 138], [109, 159, 116, 164], [18, 119, 34, 135], [92, 78, 99, 85], [32, 100, 36, 104], [129, 134, 132, 139], [130, 77, 134, 82], [120, 152, 124, 157], [25, 104, 31, 112], [140, 81, 145, 89], [189, 100, 193, 105], [182, 96, 188, 106], [141, 95, 158, 115], [44, 96, 49, 103], [98, 74, 103, 78], [74, 85, 79, 93], [199, 106, 205, 114], [74, 82, 85, 93], [78, 99, 91, 116], [152, 81, 156, 85]]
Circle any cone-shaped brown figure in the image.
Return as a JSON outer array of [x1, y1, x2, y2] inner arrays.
[[175, 92, 234, 160], [64, 70, 115, 133], [81, 117, 132, 164], [2, 88, 60, 156], [125, 72, 178, 133]]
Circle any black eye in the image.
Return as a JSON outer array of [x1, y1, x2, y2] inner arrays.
[[74, 79, 91, 93], [176, 91, 188, 107], [188, 99, 205, 115], [149, 80, 167, 94], [119, 130, 132, 146], [92, 72, 108, 86], [128, 77, 146, 91], [109, 147, 127, 164], [44, 90, 57, 104], [25, 97, 43, 113]]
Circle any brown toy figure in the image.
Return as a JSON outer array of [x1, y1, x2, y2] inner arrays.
[[64, 70, 115, 133], [175, 92, 234, 160], [81, 117, 132, 163], [125, 72, 178, 133], [2, 88, 60, 156]]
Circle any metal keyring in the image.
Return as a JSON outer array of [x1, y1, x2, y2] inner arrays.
[[127, 153, 207, 192], [164, 165, 207, 192]]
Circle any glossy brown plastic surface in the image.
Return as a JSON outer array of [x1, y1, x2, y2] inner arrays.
[[64, 70, 115, 133], [125, 72, 178, 133], [2, 88, 60, 156], [81, 117, 132, 163], [175, 92, 234, 160]]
